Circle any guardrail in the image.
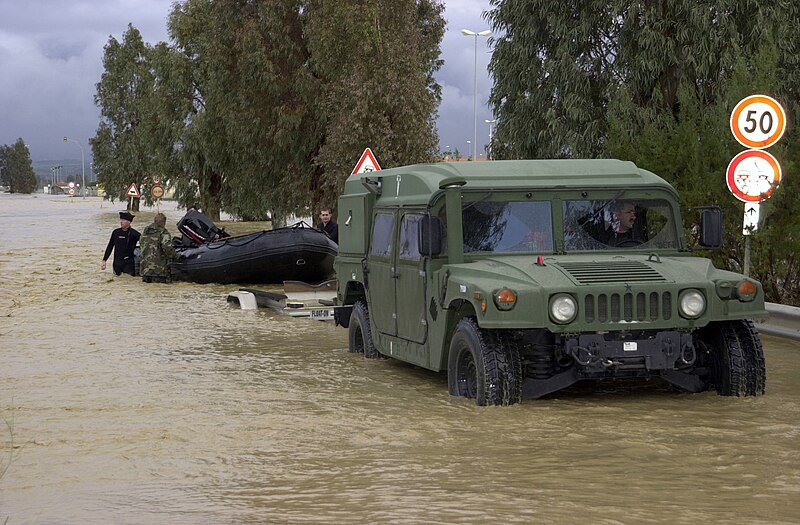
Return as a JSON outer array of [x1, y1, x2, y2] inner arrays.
[[756, 302, 800, 341]]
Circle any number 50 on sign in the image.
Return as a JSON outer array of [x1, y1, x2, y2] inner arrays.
[[730, 95, 786, 149]]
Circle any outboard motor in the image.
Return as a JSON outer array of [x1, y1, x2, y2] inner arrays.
[[177, 210, 229, 246]]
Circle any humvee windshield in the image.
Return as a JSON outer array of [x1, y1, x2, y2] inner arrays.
[[563, 198, 679, 251], [458, 196, 679, 254], [462, 200, 554, 253]]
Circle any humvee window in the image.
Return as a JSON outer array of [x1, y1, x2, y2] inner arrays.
[[462, 200, 553, 253], [371, 212, 394, 257], [399, 214, 423, 260], [563, 198, 679, 251]]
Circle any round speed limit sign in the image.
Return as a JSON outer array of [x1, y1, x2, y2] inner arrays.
[[151, 184, 165, 199], [730, 95, 786, 149]]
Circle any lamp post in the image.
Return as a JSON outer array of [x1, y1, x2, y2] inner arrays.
[[467, 140, 472, 161], [461, 28, 491, 161], [485, 119, 496, 159], [63, 136, 86, 198]]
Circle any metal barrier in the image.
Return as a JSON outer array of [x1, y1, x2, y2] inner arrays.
[[756, 303, 800, 341]]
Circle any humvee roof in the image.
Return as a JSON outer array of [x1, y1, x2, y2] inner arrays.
[[342, 159, 678, 206]]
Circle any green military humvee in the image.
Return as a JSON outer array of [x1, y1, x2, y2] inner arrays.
[[333, 160, 767, 405]]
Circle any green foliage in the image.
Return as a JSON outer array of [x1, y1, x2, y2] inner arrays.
[[306, 0, 445, 210], [90, 25, 157, 210], [169, 0, 321, 222], [92, 1, 445, 223], [0, 139, 37, 193], [486, 0, 620, 158], [488, 0, 800, 304]]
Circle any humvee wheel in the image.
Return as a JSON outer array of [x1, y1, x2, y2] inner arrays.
[[447, 318, 521, 406], [349, 300, 381, 359], [702, 320, 766, 396]]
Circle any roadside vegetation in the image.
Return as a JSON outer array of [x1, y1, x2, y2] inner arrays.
[[87, 1, 799, 304], [0, 139, 37, 194], [90, 0, 445, 225], [487, 0, 800, 305]]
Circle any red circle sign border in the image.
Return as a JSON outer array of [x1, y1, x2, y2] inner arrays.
[[726, 149, 782, 203], [151, 184, 165, 199], [730, 94, 787, 149]]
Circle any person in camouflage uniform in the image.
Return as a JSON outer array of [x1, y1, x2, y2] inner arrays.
[[140, 213, 181, 283]]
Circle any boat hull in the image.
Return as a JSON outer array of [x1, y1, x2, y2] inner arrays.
[[171, 226, 337, 285]]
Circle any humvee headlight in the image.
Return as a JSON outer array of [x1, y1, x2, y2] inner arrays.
[[679, 290, 705, 319], [494, 288, 517, 311], [549, 294, 577, 324], [736, 280, 757, 302]]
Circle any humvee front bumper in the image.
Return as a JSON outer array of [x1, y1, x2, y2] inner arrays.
[[564, 331, 696, 373], [522, 330, 705, 399]]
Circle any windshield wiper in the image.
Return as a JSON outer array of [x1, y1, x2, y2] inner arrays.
[[461, 192, 494, 212], [578, 190, 625, 227]]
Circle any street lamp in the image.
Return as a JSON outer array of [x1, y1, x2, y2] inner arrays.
[[461, 28, 491, 161], [485, 119, 496, 159], [467, 140, 472, 160], [63, 137, 86, 198]]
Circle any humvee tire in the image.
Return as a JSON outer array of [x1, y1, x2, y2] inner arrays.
[[702, 320, 766, 396], [348, 300, 382, 359], [447, 318, 521, 406]]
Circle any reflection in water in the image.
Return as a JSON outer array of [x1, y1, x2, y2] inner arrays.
[[1, 194, 800, 523]]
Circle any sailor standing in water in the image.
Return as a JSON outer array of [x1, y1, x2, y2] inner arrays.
[[101, 211, 141, 276]]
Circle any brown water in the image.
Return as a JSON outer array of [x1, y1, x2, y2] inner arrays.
[[1, 193, 799, 524]]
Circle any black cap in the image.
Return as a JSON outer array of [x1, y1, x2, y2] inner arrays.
[[119, 211, 135, 222]]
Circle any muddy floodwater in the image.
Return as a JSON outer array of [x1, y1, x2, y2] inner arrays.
[[1, 193, 799, 524]]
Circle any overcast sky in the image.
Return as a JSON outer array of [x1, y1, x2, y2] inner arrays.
[[0, 0, 495, 166]]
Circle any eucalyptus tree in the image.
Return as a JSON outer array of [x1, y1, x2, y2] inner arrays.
[[169, 0, 320, 223], [0, 139, 37, 193], [305, 0, 446, 210], [486, 0, 800, 303], [91, 25, 160, 210], [486, 0, 798, 157]]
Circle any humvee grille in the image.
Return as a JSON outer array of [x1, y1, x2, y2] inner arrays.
[[558, 261, 666, 284], [584, 292, 672, 323]]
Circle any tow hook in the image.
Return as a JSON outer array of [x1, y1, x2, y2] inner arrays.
[[679, 344, 697, 366], [571, 346, 595, 366], [601, 359, 621, 368]]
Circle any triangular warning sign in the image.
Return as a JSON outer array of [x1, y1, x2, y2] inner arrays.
[[126, 183, 141, 198], [352, 148, 381, 174]]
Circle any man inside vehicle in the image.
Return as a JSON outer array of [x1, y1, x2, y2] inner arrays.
[[598, 201, 641, 247]]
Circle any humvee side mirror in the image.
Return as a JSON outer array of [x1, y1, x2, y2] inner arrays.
[[699, 206, 723, 249], [419, 216, 444, 256]]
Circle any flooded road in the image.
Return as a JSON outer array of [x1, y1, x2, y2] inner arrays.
[[1, 193, 799, 524]]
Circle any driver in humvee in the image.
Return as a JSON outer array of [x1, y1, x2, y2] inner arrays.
[[597, 201, 643, 247]]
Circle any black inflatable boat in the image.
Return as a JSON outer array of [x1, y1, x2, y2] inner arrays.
[[170, 211, 337, 285]]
